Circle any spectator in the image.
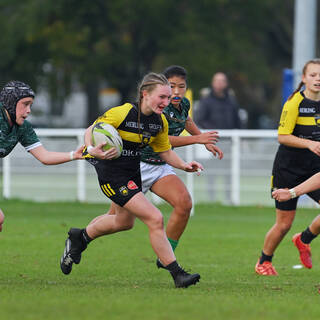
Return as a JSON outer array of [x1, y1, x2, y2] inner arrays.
[[195, 72, 241, 129], [195, 72, 242, 203]]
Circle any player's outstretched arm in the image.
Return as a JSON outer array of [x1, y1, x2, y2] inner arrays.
[[169, 116, 219, 147], [29, 144, 84, 165], [159, 149, 203, 172], [272, 172, 320, 202]]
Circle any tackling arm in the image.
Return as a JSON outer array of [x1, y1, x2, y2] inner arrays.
[[29, 144, 84, 165], [159, 149, 203, 172], [169, 116, 219, 147]]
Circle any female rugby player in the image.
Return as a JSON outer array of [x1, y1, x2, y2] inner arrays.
[[88, 65, 223, 269], [60, 72, 203, 288], [255, 59, 320, 275], [0, 80, 83, 232]]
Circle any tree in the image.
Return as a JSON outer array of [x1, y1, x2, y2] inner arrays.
[[0, 0, 303, 128]]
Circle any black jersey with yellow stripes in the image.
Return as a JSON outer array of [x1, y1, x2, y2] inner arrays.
[[278, 91, 320, 142], [84, 103, 171, 178]]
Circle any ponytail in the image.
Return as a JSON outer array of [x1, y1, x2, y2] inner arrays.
[[288, 58, 320, 100]]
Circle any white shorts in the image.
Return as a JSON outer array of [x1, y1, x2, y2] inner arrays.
[[140, 162, 176, 194]]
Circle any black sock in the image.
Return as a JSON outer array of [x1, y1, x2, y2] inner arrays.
[[259, 251, 273, 264], [82, 228, 93, 244], [165, 261, 182, 276], [300, 227, 317, 244]]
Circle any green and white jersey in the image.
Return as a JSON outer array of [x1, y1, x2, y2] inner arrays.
[[140, 97, 190, 165], [0, 105, 41, 158]]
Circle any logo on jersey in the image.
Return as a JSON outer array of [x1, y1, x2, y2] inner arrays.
[[122, 149, 141, 157], [165, 112, 184, 123], [125, 121, 144, 129], [301, 107, 316, 113], [140, 131, 151, 147], [315, 114, 320, 127], [127, 180, 138, 190], [119, 186, 129, 196]]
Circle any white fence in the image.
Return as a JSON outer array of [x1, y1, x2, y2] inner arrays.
[[0, 128, 317, 207]]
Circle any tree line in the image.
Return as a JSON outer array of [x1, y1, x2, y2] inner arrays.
[[1, 0, 315, 128]]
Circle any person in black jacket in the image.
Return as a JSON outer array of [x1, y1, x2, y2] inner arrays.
[[195, 72, 241, 203], [195, 72, 240, 129]]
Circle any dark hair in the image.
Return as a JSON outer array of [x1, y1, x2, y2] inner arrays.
[[288, 58, 320, 100], [163, 65, 187, 81]]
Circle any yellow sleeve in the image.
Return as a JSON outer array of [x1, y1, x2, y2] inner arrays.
[[93, 103, 132, 128], [150, 114, 172, 153], [278, 93, 302, 135]]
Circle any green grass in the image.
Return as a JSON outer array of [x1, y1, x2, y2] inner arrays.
[[1, 200, 320, 319]]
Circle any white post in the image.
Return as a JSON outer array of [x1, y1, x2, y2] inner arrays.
[[3, 154, 11, 199], [185, 144, 195, 215], [77, 134, 86, 202], [293, 0, 317, 86], [231, 133, 240, 205]]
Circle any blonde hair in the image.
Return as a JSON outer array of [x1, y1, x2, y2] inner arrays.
[[288, 58, 320, 100], [137, 72, 169, 104], [136, 72, 169, 134]]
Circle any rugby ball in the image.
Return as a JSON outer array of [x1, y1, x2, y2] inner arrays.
[[91, 122, 123, 159]]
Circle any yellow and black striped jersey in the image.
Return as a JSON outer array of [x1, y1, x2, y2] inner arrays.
[[278, 91, 320, 141], [84, 103, 171, 178]]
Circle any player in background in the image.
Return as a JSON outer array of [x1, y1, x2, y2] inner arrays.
[[88, 65, 223, 269], [0, 80, 84, 232], [139, 65, 223, 268], [255, 59, 320, 276], [60, 72, 203, 288]]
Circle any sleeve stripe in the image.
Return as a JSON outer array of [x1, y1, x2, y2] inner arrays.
[[25, 142, 42, 152]]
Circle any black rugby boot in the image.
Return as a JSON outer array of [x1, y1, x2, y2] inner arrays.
[[166, 261, 201, 288], [172, 269, 200, 288], [60, 228, 87, 275]]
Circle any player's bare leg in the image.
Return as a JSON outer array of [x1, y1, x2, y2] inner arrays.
[[88, 202, 116, 226], [263, 209, 296, 255], [151, 175, 192, 243], [309, 214, 320, 235], [86, 205, 135, 238], [255, 209, 295, 275]]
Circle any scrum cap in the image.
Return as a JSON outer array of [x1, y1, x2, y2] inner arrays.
[[0, 80, 35, 123]]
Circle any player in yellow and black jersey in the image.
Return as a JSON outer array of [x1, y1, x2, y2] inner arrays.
[[60, 72, 203, 288], [82, 102, 171, 201], [255, 59, 320, 276]]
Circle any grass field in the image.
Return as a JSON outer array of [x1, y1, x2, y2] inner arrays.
[[1, 200, 320, 319]]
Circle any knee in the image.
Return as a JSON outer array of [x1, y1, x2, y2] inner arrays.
[[174, 193, 192, 217], [149, 213, 165, 230], [118, 220, 135, 231], [277, 222, 292, 235]]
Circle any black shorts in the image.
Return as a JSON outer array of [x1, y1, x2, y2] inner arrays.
[[88, 158, 142, 207], [272, 148, 320, 210]]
